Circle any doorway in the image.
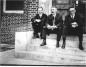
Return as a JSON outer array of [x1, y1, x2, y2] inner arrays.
[[76, 1, 86, 34]]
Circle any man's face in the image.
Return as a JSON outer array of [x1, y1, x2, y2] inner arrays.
[[69, 8, 76, 15], [38, 8, 43, 14], [51, 8, 57, 15]]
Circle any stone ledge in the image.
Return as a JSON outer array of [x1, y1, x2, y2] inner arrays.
[[15, 50, 86, 64], [15, 31, 33, 52]]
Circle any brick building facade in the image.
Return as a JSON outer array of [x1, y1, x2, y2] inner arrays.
[[0, 0, 86, 44], [0, 0, 38, 44]]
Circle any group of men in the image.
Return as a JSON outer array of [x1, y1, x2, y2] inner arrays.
[[31, 7, 84, 50]]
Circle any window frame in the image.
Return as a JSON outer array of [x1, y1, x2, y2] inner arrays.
[[3, 0, 24, 14]]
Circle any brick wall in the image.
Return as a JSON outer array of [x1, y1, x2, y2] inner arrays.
[[0, 0, 76, 44], [1, 0, 38, 44]]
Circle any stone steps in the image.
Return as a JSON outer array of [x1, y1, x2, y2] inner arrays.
[[27, 46, 86, 57], [15, 49, 86, 64], [15, 33, 86, 64]]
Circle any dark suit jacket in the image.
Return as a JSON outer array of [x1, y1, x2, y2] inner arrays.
[[31, 14, 47, 27], [64, 13, 83, 29], [64, 13, 83, 35], [47, 14, 63, 29]]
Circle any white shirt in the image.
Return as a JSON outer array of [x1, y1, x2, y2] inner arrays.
[[71, 14, 75, 19]]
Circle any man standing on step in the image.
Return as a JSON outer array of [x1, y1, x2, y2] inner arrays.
[[40, 7, 63, 47], [31, 7, 47, 38], [62, 7, 84, 50]]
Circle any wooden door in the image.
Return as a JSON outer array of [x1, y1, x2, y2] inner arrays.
[[75, 1, 86, 33], [85, 4, 86, 34]]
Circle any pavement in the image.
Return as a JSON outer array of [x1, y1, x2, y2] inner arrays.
[[0, 34, 86, 66]]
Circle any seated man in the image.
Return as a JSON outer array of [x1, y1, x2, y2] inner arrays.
[[62, 7, 83, 50], [31, 7, 47, 38], [41, 7, 63, 47]]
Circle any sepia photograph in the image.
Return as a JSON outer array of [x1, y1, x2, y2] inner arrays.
[[0, 0, 86, 66]]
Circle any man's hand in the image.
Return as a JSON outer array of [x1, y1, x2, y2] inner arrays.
[[35, 19, 41, 22], [47, 25, 57, 30], [71, 22, 78, 28], [52, 25, 57, 29], [47, 25, 52, 29]]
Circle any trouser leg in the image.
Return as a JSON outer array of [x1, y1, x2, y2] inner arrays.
[[61, 34, 66, 49], [62, 27, 67, 49], [76, 28, 83, 50], [40, 27, 45, 39], [32, 23, 40, 38], [78, 33, 83, 50], [34, 27, 39, 38], [40, 28, 47, 46], [56, 29, 62, 47], [57, 30, 62, 41], [79, 34, 83, 45]]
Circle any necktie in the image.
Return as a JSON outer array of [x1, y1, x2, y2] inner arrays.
[[53, 16, 55, 26], [71, 15, 75, 19], [71, 15, 73, 19]]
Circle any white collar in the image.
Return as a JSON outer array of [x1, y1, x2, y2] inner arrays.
[[53, 14, 56, 17], [39, 14, 42, 17], [71, 14, 75, 18]]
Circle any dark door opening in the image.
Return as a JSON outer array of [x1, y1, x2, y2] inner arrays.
[[75, 1, 86, 34]]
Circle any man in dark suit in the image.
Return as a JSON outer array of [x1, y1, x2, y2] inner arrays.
[[62, 7, 83, 50], [31, 7, 47, 38], [41, 7, 63, 47]]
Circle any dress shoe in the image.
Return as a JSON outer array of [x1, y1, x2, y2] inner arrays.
[[56, 41, 59, 48], [40, 40, 46, 46], [40, 34, 43, 39], [61, 43, 65, 49], [79, 44, 83, 50], [34, 33, 39, 38], [36, 34, 39, 38]]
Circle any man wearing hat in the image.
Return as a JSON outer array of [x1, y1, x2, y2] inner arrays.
[[62, 7, 84, 50]]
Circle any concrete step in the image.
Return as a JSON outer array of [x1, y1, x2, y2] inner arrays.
[[15, 39, 86, 64], [15, 49, 86, 64], [15, 34, 86, 64]]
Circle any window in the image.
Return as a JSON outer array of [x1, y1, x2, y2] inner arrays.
[[3, 0, 24, 13], [52, 0, 69, 9]]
